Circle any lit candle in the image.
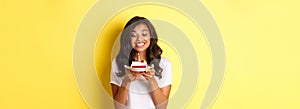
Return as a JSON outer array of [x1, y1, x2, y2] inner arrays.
[[138, 53, 141, 62]]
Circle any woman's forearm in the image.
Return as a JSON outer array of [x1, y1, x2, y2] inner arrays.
[[151, 89, 169, 109], [113, 77, 131, 109], [149, 79, 169, 109]]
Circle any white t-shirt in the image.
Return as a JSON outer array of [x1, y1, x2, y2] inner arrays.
[[110, 57, 172, 109]]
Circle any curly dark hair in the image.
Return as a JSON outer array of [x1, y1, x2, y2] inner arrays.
[[115, 16, 163, 78]]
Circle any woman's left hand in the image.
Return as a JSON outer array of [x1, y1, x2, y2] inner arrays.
[[142, 64, 155, 81], [142, 64, 160, 91]]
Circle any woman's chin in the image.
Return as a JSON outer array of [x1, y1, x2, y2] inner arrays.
[[134, 48, 147, 52]]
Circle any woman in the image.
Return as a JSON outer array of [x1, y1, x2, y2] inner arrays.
[[110, 16, 172, 109]]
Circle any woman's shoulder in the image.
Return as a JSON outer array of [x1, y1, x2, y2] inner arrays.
[[112, 58, 116, 63], [160, 57, 169, 61], [160, 57, 171, 65], [111, 58, 118, 68]]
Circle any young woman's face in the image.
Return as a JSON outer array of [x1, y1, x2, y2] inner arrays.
[[130, 23, 151, 52]]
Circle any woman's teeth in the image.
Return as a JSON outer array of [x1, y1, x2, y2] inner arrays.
[[137, 43, 144, 47]]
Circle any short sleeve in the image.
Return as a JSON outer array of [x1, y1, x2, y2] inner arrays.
[[157, 58, 172, 88], [110, 59, 122, 86]]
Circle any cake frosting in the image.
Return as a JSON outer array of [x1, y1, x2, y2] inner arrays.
[[131, 61, 147, 71]]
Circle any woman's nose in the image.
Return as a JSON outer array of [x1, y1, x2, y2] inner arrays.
[[137, 35, 143, 41]]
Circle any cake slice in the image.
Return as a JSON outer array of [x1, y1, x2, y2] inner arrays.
[[131, 60, 147, 71]]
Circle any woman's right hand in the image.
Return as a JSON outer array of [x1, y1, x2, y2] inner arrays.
[[122, 65, 143, 89], [124, 65, 135, 82]]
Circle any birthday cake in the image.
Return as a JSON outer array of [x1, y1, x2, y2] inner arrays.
[[130, 61, 147, 72]]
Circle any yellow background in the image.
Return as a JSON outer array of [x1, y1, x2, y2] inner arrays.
[[1, 0, 299, 109]]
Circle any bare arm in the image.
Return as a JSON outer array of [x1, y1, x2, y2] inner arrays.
[[111, 65, 142, 109], [149, 80, 171, 109], [111, 77, 131, 109], [142, 65, 172, 109]]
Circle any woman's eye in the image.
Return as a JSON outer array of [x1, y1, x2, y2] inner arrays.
[[131, 33, 137, 37], [142, 32, 148, 36]]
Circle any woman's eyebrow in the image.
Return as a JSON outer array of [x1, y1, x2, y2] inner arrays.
[[132, 29, 148, 32]]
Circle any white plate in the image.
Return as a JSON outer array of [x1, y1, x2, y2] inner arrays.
[[130, 66, 152, 72], [130, 68, 146, 72]]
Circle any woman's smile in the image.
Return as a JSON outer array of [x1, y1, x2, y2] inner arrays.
[[136, 42, 145, 47]]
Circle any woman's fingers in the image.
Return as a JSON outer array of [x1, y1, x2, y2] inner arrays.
[[146, 68, 155, 76], [151, 64, 154, 68], [124, 65, 135, 81], [141, 72, 154, 80], [124, 65, 131, 71], [141, 73, 150, 80], [124, 65, 145, 81], [143, 64, 156, 80]]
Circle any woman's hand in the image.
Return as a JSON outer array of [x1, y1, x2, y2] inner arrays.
[[122, 65, 143, 89], [124, 65, 143, 82], [124, 65, 135, 82], [142, 64, 159, 91], [142, 64, 155, 80], [142, 64, 171, 109]]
